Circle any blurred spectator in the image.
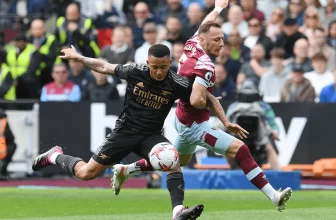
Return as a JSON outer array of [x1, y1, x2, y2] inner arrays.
[[52, 0, 73, 17], [0, 50, 16, 101], [181, 3, 203, 40], [135, 22, 172, 65], [309, 27, 336, 71], [326, 20, 336, 48], [155, 0, 188, 25], [319, 68, 336, 103], [299, 6, 322, 40], [124, 26, 134, 47], [256, 0, 288, 21], [216, 43, 242, 82], [5, 34, 41, 99], [40, 64, 81, 102], [305, 53, 334, 97], [100, 26, 135, 65], [68, 59, 95, 99], [93, 0, 127, 28], [131, 2, 158, 49], [259, 48, 290, 102], [280, 64, 316, 102], [275, 18, 307, 58], [319, 0, 336, 28], [240, 0, 265, 22], [171, 41, 184, 72], [287, 38, 313, 72], [54, 2, 100, 58], [227, 30, 250, 62], [303, 0, 322, 7], [122, 0, 157, 20], [0, 108, 17, 179], [237, 44, 271, 87], [244, 17, 273, 58], [287, 0, 305, 26], [266, 7, 285, 42], [29, 19, 60, 86], [213, 64, 236, 101], [164, 15, 185, 44], [181, 0, 205, 9], [0, 0, 12, 29], [87, 70, 120, 102], [222, 5, 249, 38]]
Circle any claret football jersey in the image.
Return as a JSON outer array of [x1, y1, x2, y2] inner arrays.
[[175, 34, 216, 127]]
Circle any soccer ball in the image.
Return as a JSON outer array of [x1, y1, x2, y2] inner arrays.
[[149, 142, 179, 171]]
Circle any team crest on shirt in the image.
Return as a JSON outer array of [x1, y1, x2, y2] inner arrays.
[[99, 153, 110, 159], [205, 72, 213, 81], [161, 90, 171, 96], [137, 82, 144, 88]]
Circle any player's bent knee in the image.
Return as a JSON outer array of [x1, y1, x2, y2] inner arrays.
[[226, 138, 245, 157]]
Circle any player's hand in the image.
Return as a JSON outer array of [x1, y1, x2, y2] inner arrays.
[[59, 45, 80, 60], [215, 0, 229, 9], [224, 122, 249, 139]]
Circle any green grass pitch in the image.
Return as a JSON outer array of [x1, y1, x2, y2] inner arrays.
[[0, 188, 335, 219]]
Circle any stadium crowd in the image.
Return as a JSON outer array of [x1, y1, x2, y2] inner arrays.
[[0, 0, 336, 103]]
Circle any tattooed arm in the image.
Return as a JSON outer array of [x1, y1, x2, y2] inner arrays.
[[206, 91, 249, 139], [205, 91, 229, 127], [59, 45, 117, 75]]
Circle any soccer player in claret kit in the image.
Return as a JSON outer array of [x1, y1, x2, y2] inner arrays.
[[32, 44, 229, 220], [113, 0, 292, 212]]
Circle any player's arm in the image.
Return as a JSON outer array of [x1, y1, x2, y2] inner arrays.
[[190, 81, 208, 109], [205, 91, 249, 139], [196, 0, 229, 33], [59, 45, 117, 75]]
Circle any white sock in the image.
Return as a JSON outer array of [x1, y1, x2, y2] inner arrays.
[[49, 152, 61, 164], [172, 205, 184, 217], [124, 162, 141, 175], [261, 183, 279, 203]]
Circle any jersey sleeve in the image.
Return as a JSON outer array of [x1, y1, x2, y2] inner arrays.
[[114, 63, 135, 80], [171, 73, 193, 100], [193, 68, 214, 89]]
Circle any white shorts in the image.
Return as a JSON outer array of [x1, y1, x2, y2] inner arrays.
[[173, 115, 235, 155]]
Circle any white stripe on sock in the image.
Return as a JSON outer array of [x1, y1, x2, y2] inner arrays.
[[246, 167, 262, 181], [49, 152, 61, 164]]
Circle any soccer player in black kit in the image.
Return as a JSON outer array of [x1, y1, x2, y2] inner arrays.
[[32, 44, 225, 220]]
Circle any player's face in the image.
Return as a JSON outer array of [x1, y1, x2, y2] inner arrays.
[[147, 55, 172, 81], [201, 27, 224, 57]]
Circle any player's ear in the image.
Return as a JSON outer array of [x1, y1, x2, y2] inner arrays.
[[199, 34, 205, 44], [169, 59, 172, 67]]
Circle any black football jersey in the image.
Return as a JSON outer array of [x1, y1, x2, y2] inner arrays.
[[114, 63, 192, 135]]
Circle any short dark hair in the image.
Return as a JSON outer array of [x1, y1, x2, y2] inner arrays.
[[15, 33, 27, 42], [198, 21, 221, 35], [148, 44, 170, 58], [312, 52, 327, 62], [270, 48, 286, 59], [247, 16, 262, 25]]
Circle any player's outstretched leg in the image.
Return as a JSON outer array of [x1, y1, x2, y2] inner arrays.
[[226, 139, 292, 212], [33, 146, 109, 180]]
